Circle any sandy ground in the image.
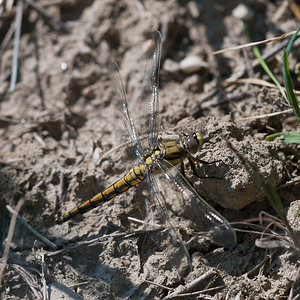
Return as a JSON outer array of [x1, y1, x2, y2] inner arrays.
[[1, 0, 300, 299]]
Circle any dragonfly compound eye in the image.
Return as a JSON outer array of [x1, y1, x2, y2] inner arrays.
[[185, 131, 203, 154]]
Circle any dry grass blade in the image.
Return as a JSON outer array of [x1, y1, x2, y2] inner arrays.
[[289, 0, 300, 21], [6, 204, 57, 249], [143, 280, 172, 291], [213, 30, 299, 55], [199, 38, 290, 107], [9, 0, 24, 92], [0, 19, 16, 57], [48, 282, 84, 300], [236, 108, 293, 122], [41, 252, 47, 300], [222, 78, 300, 96], [7, 264, 43, 299], [163, 269, 217, 299], [232, 215, 296, 251], [255, 239, 291, 248], [0, 199, 24, 287], [246, 249, 281, 277], [6, 0, 15, 10], [288, 265, 300, 300], [165, 286, 223, 298], [33, 132, 47, 148], [128, 215, 162, 228]]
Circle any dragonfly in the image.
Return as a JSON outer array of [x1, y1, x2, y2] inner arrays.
[[56, 31, 236, 258]]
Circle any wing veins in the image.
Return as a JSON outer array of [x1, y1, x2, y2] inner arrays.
[[154, 159, 237, 249]]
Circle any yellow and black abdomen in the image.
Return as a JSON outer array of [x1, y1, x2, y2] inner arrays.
[[56, 164, 146, 224], [56, 136, 192, 224]]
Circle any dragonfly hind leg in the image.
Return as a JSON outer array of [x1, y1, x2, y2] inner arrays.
[[187, 155, 224, 180], [178, 157, 221, 181]]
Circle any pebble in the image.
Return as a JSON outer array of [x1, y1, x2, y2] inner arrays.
[[93, 147, 101, 164], [163, 58, 180, 73], [101, 159, 112, 172], [183, 74, 201, 92], [187, 1, 201, 18], [179, 56, 207, 74], [48, 283, 83, 300], [232, 4, 254, 21]]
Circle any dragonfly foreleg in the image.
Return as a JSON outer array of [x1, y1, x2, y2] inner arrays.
[[179, 160, 185, 178], [187, 154, 223, 180]]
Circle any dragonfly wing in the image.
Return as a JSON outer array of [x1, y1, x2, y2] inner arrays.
[[140, 171, 192, 275], [110, 32, 162, 154], [147, 31, 162, 149], [110, 62, 144, 157], [154, 159, 237, 250], [146, 170, 192, 269], [124, 31, 162, 151]]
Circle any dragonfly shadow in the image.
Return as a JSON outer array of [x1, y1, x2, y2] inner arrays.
[[52, 225, 186, 298]]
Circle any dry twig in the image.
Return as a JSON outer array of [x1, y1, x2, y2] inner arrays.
[[163, 269, 217, 299], [6, 205, 57, 249], [10, 0, 23, 92], [24, 0, 69, 32], [213, 30, 299, 55], [7, 264, 43, 299], [0, 199, 24, 287]]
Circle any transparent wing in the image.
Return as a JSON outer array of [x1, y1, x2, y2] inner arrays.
[[130, 172, 192, 277], [123, 31, 162, 151], [110, 62, 144, 158], [153, 159, 237, 250], [147, 31, 161, 149], [147, 170, 192, 270], [110, 32, 162, 155]]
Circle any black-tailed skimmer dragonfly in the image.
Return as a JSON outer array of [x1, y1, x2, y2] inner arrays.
[[56, 31, 236, 260]]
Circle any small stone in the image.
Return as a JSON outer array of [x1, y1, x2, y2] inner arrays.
[[60, 61, 68, 71], [163, 59, 180, 73], [48, 283, 83, 300], [101, 159, 112, 172], [187, 1, 201, 18], [183, 74, 201, 92], [232, 4, 254, 21], [93, 147, 101, 164], [82, 85, 97, 99], [179, 56, 207, 74], [122, 259, 130, 266]]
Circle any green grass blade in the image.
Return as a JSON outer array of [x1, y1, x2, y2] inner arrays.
[[283, 49, 300, 119], [266, 132, 300, 144], [243, 22, 287, 101], [286, 25, 300, 54]]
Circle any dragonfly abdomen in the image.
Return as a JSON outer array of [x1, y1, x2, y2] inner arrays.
[[56, 164, 146, 224]]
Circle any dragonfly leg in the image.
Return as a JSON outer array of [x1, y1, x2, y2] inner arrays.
[[179, 155, 201, 178], [187, 155, 223, 180], [179, 157, 221, 182], [190, 154, 223, 166], [187, 156, 200, 177], [180, 159, 205, 185], [180, 160, 186, 177]]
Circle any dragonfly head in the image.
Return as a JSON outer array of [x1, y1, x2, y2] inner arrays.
[[185, 131, 203, 154]]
